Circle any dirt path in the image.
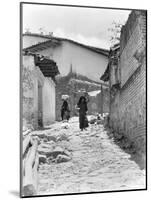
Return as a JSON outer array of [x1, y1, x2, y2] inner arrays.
[[37, 117, 146, 195]]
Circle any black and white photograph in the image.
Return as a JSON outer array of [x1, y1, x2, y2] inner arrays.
[[20, 2, 147, 197]]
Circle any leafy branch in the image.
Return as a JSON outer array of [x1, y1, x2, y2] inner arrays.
[[108, 21, 124, 45]]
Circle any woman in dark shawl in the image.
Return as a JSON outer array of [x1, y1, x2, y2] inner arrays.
[[77, 96, 89, 131], [61, 100, 70, 121]]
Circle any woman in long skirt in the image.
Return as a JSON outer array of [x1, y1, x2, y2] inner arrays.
[[61, 99, 70, 121], [77, 96, 88, 131]]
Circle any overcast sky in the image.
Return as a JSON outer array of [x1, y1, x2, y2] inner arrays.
[[23, 4, 131, 50]]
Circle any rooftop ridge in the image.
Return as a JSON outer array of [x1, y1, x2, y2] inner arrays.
[[23, 32, 109, 56]]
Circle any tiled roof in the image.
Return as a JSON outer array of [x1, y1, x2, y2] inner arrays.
[[23, 33, 109, 56], [35, 56, 60, 77], [23, 51, 60, 78]]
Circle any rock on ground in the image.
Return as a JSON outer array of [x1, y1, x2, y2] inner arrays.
[[36, 117, 146, 195]]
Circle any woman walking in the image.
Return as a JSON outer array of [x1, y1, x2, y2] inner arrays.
[[61, 99, 70, 121], [76, 95, 89, 131]]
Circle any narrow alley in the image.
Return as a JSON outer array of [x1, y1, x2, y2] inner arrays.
[[21, 6, 147, 198], [32, 117, 146, 195]]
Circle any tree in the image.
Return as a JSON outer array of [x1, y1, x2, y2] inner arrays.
[[108, 21, 124, 45]]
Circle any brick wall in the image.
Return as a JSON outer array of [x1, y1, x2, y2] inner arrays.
[[109, 10, 146, 153], [110, 62, 146, 152]]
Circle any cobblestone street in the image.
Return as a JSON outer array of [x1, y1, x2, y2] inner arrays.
[[36, 117, 146, 195]]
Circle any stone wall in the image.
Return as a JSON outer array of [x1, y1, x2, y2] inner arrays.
[[109, 10, 146, 153]]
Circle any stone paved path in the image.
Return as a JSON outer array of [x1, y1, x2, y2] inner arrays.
[[37, 117, 146, 195]]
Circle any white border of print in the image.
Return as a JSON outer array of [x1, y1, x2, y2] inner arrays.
[[0, 0, 150, 200]]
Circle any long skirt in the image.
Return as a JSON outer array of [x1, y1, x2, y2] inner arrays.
[[61, 109, 64, 120], [61, 109, 70, 121], [79, 113, 88, 129]]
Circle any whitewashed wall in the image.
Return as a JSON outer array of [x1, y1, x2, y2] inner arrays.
[[42, 78, 56, 126], [23, 35, 108, 82], [37, 41, 108, 82], [61, 41, 108, 82]]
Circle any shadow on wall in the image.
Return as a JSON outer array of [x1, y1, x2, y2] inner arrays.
[[106, 127, 146, 170]]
